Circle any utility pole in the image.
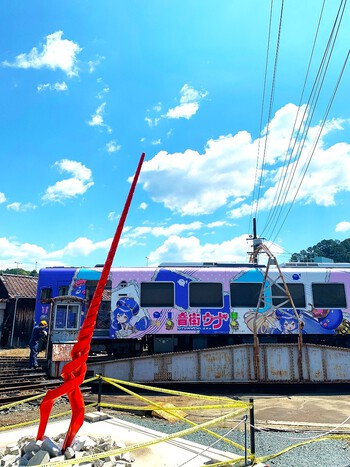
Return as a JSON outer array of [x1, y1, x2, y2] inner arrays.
[[250, 218, 263, 264], [14, 262, 22, 275]]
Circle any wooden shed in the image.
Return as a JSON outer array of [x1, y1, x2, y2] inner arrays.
[[0, 274, 38, 348]]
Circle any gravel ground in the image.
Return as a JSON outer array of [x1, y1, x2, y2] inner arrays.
[[1, 348, 349, 467], [1, 399, 350, 466], [106, 411, 350, 467]]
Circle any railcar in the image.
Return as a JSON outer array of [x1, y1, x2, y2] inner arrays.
[[34, 262, 350, 362]]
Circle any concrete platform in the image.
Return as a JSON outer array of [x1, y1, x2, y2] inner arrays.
[[0, 416, 242, 467]]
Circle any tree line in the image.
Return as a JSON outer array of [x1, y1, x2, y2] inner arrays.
[[0, 268, 38, 277], [290, 238, 350, 263]]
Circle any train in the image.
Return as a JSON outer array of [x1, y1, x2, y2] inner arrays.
[[34, 261, 350, 361]]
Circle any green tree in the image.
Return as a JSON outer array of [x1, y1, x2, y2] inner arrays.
[[0, 268, 35, 276], [290, 238, 350, 263]]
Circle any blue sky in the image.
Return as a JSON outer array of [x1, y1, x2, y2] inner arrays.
[[1, 0, 350, 271]]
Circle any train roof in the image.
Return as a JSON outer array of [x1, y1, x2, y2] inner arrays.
[[158, 262, 266, 268], [279, 262, 350, 268]]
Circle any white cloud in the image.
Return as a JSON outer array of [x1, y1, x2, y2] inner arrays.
[[136, 104, 350, 218], [7, 202, 36, 212], [37, 81, 68, 92], [146, 233, 284, 267], [108, 212, 120, 221], [335, 221, 350, 233], [137, 131, 256, 216], [88, 55, 105, 73], [42, 159, 94, 203], [3, 31, 82, 77], [97, 86, 110, 99], [88, 102, 106, 126], [106, 140, 121, 153], [151, 139, 161, 145], [207, 221, 234, 228], [147, 234, 250, 266], [0, 237, 48, 264], [0, 235, 112, 270], [165, 84, 208, 120], [138, 202, 148, 210], [0, 192, 6, 203], [145, 116, 160, 127], [88, 102, 112, 132], [50, 237, 111, 259]]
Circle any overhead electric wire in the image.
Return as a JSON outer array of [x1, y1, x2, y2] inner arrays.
[[261, 0, 347, 242], [268, 49, 350, 247], [248, 0, 275, 235], [253, 0, 285, 224], [265, 0, 347, 241], [259, 0, 326, 236]]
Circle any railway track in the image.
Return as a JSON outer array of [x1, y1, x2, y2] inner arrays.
[[0, 356, 91, 406]]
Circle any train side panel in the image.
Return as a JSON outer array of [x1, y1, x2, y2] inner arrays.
[[34, 265, 350, 357]]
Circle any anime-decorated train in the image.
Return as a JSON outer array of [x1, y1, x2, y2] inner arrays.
[[34, 262, 350, 358]]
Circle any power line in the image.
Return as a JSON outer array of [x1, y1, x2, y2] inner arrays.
[[260, 0, 326, 236], [254, 0, 285, 224], [269, 49, 350, 246], [249, 0, 275, 234], [262, 0, 348, 241]]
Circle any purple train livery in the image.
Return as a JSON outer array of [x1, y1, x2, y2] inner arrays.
[[34, 262, 350, 358]]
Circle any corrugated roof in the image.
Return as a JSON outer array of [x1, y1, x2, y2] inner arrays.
[[0, 274, 38, 299]]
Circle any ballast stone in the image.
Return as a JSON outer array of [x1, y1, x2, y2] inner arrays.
[[5, 446, 21, 457], [41, 439, 61, 458], [26, 451, 50, 466], [1, 434, 135, 467], [1, 454, 17, 467], [84, 412, 110, 423]]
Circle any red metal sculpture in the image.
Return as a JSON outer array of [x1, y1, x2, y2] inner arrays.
[[36, 153, 145, 451]]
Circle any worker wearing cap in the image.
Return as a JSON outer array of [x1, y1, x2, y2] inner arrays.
[[29, 320, 48, 369]]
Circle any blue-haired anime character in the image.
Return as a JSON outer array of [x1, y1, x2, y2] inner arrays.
[[112, 297, 151, 337], [272, 308, 305, 335]]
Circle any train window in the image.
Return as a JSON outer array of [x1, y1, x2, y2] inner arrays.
[[140, 282, 174, 307], [96, 301, 111, 330], [230, 283, 264, 308], [272, 283, 306, 308], [312, 283, 347, 308], [40, 287, 52, 300], [54, 304, 80, 329], [58, 285, 69, 296], [189, 282, 223, 308]]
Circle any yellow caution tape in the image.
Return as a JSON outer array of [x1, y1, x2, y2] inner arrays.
[[38, 408, 248, 467], [99, 401, 249, 411], [98, 378, 248, 453], [0, 403, 98, 431], [99, 375, 244, 403], [0, 393, 46, 411], [0, 376, 98, 411]]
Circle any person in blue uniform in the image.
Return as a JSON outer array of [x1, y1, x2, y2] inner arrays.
[[29, 320, 48, 369]]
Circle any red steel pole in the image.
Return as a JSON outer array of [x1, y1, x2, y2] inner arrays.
[[37, 153, 145, 450]]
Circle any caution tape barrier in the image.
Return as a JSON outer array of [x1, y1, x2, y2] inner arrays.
[[0, 403, 98, 432], [99, 401, 249, 411], [99, 375, 248, 404], [5, 374, 349, 465], [0, 376, 99, 411], [100, 376, 249, 452], [37, 408, 249, 467]]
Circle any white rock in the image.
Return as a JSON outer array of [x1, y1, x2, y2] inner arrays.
[[1, 454, 17, 467], [27, 451, 50, 467]]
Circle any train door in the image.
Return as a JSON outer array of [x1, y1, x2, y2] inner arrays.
[[51, 298, 83, 343]]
